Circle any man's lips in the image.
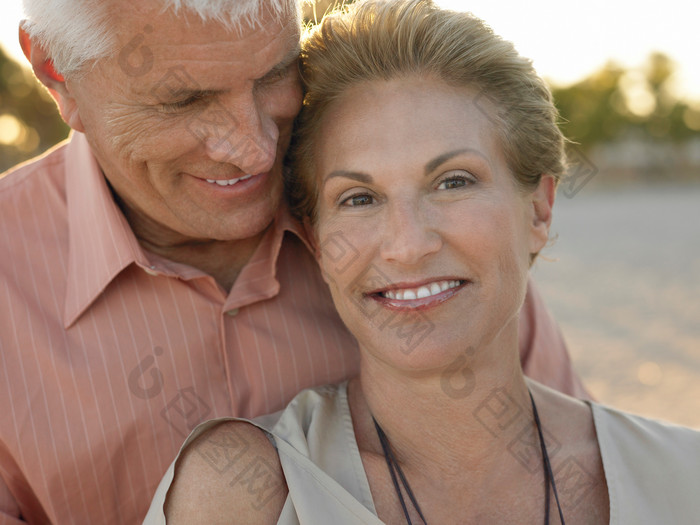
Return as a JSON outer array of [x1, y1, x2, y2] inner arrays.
[[368, 279, 468, 309], [188, 172, 270, 196], [202, 173, 256, 186]]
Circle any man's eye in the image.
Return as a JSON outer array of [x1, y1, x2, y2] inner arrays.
[[160, 93, 205, 112], [257, 63, 295, 86], [341, 194, 374, 207]]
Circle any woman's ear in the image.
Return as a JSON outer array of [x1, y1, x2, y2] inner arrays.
[[303, 217, 334, 287], [528, 174, 556, 255], [302, 216, 321, 261], [19, 23, 85, 132]]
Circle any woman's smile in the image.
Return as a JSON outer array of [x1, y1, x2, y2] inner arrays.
[[368, 278, 468, 310]]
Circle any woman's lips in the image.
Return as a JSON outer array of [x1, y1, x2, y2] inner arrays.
[[369, 279, 468, 310]]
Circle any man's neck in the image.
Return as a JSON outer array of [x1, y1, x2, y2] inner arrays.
[[113, 190, 269, 292], [140, 233, 266, 292]]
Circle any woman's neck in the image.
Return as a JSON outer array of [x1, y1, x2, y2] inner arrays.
[[358, 360, 529, 471], [347, 325, 608, 524], [348, 328, 547, 518]]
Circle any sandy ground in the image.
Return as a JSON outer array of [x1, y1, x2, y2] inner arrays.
[[532, 182, 700, 428]]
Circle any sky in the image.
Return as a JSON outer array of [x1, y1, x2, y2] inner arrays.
[[1, 0, 699, 101]]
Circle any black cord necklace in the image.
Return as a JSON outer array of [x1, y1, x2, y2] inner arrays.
[[372, 389, 566, 525]]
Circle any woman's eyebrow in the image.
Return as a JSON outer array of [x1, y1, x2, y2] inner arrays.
[[424, 148, 489, 175], [324, 170, 373, 184]]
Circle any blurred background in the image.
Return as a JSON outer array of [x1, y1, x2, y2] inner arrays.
[[1, 0, 698, 426]]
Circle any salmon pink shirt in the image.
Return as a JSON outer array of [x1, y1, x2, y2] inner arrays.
[[0, 133, 587, 524]]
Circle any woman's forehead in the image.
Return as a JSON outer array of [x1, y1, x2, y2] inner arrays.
[[313, 77, 502, 175]]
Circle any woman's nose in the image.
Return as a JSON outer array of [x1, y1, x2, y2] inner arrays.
[[379, 201, 442, 265]]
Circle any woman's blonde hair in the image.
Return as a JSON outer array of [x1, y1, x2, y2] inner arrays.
[[288, 0, 566, 223]]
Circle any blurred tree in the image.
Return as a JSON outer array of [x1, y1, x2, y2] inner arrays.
[[0, 45, 69, 173], [552, 61, 627, 146], [552, 52, 699, 149]]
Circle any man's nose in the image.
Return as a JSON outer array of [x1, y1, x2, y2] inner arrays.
[[379, 200, 442, 265], [202, 94, 279, 175]]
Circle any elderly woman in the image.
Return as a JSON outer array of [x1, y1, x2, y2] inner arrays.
[[145, 1, 700, 523]]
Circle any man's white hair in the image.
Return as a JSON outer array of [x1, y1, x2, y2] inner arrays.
[[22, 0, 299, 77]]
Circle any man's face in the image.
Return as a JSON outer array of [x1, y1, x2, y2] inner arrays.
[[66, 3, 302, 243]]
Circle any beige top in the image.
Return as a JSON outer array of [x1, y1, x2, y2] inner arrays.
[[144, 382, 700, 524]]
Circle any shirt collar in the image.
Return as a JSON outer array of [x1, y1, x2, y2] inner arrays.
[[221, 200, 313, 312], [63, 132, 314, 326], [63, 133, 150, 327]]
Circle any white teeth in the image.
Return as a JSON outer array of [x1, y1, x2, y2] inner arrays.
[[382, 280, 462, 301], [205, 174, 254, 186], [416, 286, 431, 299]]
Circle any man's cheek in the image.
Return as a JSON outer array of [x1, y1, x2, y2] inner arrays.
[[112, 119, 188, 164], [270, 82, 304, 120]]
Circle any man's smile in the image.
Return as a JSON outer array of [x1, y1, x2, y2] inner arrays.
[[205, 174, 255, 186]]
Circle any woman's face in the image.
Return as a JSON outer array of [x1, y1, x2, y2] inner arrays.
[[312, 77, 554, 371]]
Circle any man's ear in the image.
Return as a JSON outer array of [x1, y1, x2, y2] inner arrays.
[[528, 174, 556, 255], [19, 23, 85, 132]]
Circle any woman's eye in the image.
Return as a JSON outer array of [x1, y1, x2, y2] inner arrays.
[[340, 194, 374, 207], [436, 172, 475, 190]]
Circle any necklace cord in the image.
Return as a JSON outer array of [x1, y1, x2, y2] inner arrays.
[[529, 390, 566, 525], [373, 418, 426, 525], [372, 388, 566, 525]]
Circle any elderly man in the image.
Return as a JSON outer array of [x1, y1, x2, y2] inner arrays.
[[0, 0, 587, 522]]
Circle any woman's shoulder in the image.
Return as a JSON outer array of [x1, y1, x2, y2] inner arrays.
[[592, 402, 700, 457], [592, 402, 700, 463], [254, 381, 348, 435], [591, 402, 700, 524], [155, 419, 287, 524], [143, 383, 349, 524]]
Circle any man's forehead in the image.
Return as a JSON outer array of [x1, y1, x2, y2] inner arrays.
[[132, 41, 300, 99], [117, 4, 298, 53], [113, 0, 300, 37], [107, 4, 300, 94]]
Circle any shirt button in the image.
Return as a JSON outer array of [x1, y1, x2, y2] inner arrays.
[[144, 266, 158, 276], [226, 308, 239, 317]]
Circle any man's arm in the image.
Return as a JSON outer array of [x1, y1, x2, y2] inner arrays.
[[519, 277, 592, 399], [165, 422, 287, 525]]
